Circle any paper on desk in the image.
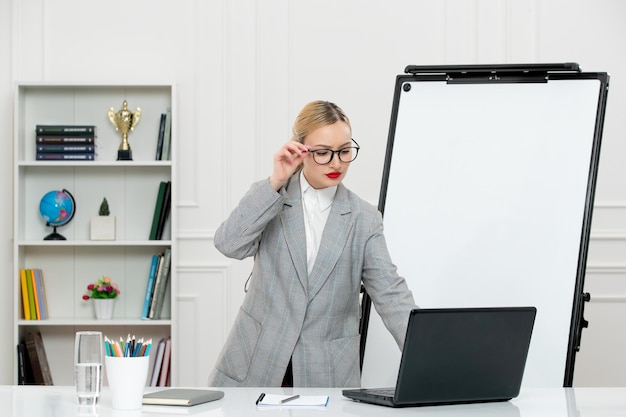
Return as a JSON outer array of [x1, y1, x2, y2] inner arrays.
[[257, 394, 329, 408]]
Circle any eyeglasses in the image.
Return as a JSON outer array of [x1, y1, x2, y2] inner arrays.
[[309, 139, 360, 165]]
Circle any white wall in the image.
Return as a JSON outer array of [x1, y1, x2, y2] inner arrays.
[[1, 0, 625, 386], [1, 0, 15, 387]]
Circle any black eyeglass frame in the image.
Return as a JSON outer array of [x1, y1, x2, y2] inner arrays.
[[308, 138, 360, 165]]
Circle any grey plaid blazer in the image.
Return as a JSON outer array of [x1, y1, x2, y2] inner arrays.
[[208, 175, 416, 387]]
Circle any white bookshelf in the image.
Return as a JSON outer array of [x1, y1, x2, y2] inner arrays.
[[12, 83, 177, 386]]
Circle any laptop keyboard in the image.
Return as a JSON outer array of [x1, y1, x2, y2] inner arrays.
[[368, 388, 395, 397]]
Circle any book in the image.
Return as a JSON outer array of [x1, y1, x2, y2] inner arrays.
[[149, 249, 168, 319], [150, 338, 166, 386], [143, 389, 224, 406], [158, 337, 172, 386], [36, 135, 95, 144], [24, 269, 37, 320], [160, 108, 172, 161], [30, 269, 41, 320], [149, 181, 168, 240], [142, 255, 161, 319], [36, 124, 96, 135], [17, 342, 36, 384], [36, 152, 95, 161], [24, 331, 53, 385], [19, 269, 31, 320], [36, 144, 95, 153], [17, 343, 27, 384], [33, 269, 48, 320], [150, 248, 171, 320], [155, 113, 166, 160], [156, 181, 171, 240], [148, 254, 165, 318]]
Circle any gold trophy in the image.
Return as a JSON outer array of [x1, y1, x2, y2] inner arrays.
[[108, 100, 141, 160]]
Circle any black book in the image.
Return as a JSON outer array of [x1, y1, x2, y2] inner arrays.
[[36, 152, 95, 161], [37, 135, 95, 144], [36, 125, 96, 136], [156, 181, 171, 240], [37, 144, 95, 153], [17, 343, 35, 385], [24, 331, 53, 385], [160, 109, 172, 161], [155, 113, 166, 160]]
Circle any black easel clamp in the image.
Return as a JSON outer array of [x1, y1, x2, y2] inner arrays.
[[576, 292, 591, 352], [404, 63, 582, 84]]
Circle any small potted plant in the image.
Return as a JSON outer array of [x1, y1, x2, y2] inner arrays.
[[90, 197, 116, 240], [83, 276, 121, 320]]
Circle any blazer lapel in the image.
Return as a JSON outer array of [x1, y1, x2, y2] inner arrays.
[[280, 175, 309, 292], [307, 184, 353, 300]]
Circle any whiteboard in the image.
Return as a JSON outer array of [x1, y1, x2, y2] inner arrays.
[[361, 69, 608, 388]]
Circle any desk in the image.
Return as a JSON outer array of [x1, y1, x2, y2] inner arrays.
[[1, 386, 625, 416]]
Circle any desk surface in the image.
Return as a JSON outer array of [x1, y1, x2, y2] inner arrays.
[[1, 386, 625, 416]]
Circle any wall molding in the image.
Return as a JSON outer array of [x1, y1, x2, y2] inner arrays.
[[586, 264, 626, 275], [587, 295, 626, 303], [177, 229, 216, 240], [594, 202, 626, 209], [590, 231, 626, 240], [176, 263, 228, 272]]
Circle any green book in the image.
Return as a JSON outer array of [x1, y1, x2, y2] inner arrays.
[[149, 181, 168, 240], [155, 181, 171, 240], [25, 269, 37, 320]]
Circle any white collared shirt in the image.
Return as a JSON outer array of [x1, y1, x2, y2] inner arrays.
[[300, 171, 337, 275]]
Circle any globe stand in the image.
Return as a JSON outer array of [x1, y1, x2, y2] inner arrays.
[[44, 225, 67, 240]]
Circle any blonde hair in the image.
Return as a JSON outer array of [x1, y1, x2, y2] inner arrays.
[[291, 100, 351, 144]]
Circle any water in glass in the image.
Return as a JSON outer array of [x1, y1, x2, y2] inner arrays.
[[75, 362, 102, 405], [74, 331, 103, 405]]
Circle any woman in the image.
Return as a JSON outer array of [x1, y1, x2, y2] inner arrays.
[[208, 100, 416, 388]]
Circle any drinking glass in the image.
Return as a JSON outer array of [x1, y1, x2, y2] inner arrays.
[[74, 331, 103, 405]]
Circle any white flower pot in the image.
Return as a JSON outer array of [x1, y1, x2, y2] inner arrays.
[[93, 298, 116, 320], [91, 216, 116, 240]]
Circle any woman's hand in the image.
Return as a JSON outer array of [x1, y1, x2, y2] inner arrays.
[[269, 141, 310, 191]]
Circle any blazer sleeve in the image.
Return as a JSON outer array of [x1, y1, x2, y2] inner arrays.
[[360, 209, 417, 349], [214, 178, 285, 259]]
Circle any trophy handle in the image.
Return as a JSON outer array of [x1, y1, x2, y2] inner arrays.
[[131, 108, 142, 131], [107, 108, 118, 131]]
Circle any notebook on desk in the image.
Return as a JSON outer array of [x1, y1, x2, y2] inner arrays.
[[343, 306, 536, 408], [142, 388, 224, 406]]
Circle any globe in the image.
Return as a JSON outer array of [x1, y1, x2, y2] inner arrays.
[[39, 189, 76, 240]]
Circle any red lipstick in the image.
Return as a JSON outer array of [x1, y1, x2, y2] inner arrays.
[[326, 172, 341, 179]]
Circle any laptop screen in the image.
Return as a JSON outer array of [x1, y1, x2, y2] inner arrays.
[[394, 307, 536, 405]]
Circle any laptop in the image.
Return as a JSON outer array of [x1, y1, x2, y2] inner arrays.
[[343, 306, 536, 407]]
